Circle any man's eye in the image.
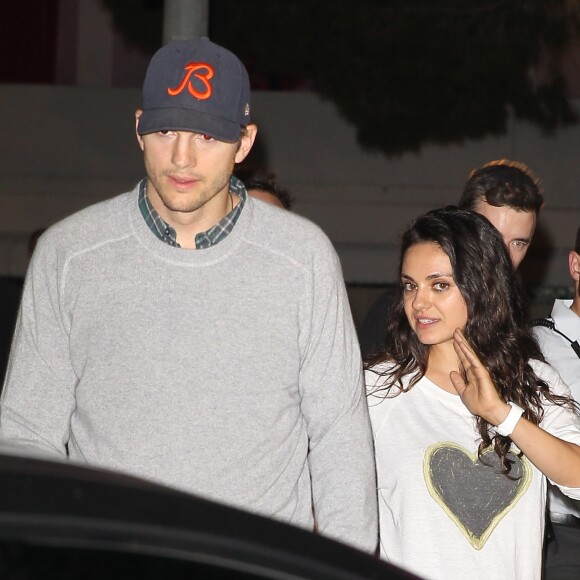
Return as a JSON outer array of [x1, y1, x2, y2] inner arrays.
[[200, 134, 214, 141]]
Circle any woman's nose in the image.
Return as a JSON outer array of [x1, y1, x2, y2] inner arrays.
[[412, 287, 431, 311]]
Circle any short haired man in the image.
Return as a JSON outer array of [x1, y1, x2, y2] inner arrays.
[[236, 168, 294, 210], [533, 227, 580, 580], [458, 159, 543, 268], [0, 38, 377, 552]]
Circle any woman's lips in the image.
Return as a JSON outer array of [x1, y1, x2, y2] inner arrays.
[[415, 317, 438, 329]]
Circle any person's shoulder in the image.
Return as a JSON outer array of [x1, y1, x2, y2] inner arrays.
[[51, 190, 131, 234], [530, 357, 556, 377], [529, 358, 571, 394], [532, 324, 549, 338], [366, 359, 397, 374], [247, 198, 338, 266], [531, 313, 571, 359], [38, 190, 135, 257], [364, 360, 397, 389], [365, 361, 404, 432], [532, 323, 554, 351], [249, 197, 328, 239]]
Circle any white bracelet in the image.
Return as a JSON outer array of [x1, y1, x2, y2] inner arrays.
[[495, 402, 524, 437]]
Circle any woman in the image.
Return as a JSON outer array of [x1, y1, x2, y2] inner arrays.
[[366, 207, 580, 580]]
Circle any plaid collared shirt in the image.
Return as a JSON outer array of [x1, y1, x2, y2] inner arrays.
[[138, 176, 247, 248]]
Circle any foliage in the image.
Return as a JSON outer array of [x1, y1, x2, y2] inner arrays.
[[101, 0, 580, 156], [100, 0, 163, 52]]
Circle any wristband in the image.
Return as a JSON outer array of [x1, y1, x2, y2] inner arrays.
[[495, 402, 524, 437]]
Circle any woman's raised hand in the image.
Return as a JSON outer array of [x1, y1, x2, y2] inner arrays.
[[450, 328, 511, 426]]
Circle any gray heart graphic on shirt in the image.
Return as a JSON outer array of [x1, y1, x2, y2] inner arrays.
[[423, 442, 532, 549]]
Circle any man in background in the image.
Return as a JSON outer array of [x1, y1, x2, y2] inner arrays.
[[236, 168, 294, 210], [458, 159, 542, 268], [533, 226, 580, 580]]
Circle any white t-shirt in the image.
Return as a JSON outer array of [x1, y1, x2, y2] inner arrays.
[[533, 298, 580, 517], [366, 359, 580, 580]]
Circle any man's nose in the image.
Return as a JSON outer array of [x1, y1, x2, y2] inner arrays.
[[172, 134, 196, 168]]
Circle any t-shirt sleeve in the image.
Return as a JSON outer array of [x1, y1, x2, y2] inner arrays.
[[365, 366, 393, 438]]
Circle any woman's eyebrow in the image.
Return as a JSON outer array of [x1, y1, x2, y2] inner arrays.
[[401, 272, 453, 281], [425, 272, 453, 280]]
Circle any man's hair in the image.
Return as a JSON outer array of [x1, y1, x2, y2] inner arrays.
[[236, 168, 294, 210], [458, 159, 543, 216], [575, 226, 580, 253]]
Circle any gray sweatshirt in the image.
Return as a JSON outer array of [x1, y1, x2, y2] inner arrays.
[[0, 183, 378, 552]]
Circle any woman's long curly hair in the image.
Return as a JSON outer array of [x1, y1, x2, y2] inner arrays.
[[366, 206, 573, 475]]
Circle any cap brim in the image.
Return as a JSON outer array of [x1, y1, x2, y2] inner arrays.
[[137, 108, 242, 143]]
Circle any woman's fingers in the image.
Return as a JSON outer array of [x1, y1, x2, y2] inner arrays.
[[453, 329, 477, 361], [453, 329, 489, 379], [449, 370, 466, 396]]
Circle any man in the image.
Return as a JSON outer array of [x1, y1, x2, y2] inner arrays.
[[0, 38, 377, 552], [533, 227, 580, 580], [236, 168, 294, 210], [0, 228, 44, 387], [458, 159, 542, 268], [360, 159, 543, 359]]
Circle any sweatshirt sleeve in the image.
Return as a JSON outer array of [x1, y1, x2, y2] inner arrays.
[[0, 232, 76, 458], [297, 238, 378, 553]]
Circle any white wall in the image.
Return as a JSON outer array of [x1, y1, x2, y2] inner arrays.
[[0, 86, 578, 297], [250, 92, 579, 288]]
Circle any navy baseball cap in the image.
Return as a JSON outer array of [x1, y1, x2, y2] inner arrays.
[[137, 37, 251, 143]]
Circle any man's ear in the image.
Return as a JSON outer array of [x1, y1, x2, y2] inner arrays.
[[569, 251, 580, 281], [235, 124, 258, 164], [135, 110, 145, 151]]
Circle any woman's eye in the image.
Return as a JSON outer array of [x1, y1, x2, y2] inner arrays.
[[401, 282, 416, 293], [433, 282, 449, 291]]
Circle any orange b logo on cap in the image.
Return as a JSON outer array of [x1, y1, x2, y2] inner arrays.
[[167, 62, 214, 100]]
